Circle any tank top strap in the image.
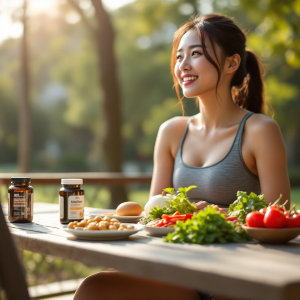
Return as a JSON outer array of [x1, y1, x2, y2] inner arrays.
[[234, 112, 254, 144], [178, 117, 194, 151]]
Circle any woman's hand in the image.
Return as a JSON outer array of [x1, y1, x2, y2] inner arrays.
[[195, 201, 208, 211]]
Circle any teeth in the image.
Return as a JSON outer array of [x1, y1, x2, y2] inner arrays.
[[183, 76, 197, 82]]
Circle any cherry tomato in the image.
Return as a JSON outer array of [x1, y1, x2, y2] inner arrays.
[[267, 205, 285, 213], [285, 214, 300, 228], [263, 209, 286, 228], [259, 207, 267, 214], [245, 212, 265, 228], [284, 211, 295, 217]]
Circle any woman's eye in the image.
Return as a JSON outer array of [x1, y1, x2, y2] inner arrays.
[[176, 55, 182, 60], [192, 51, 202, 56]]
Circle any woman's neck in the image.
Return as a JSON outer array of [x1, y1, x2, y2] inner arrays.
[[196, 87, 244, 130]]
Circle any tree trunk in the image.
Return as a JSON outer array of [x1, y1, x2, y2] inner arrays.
[[91, 0, 128, 208], [18, 0, 31, 172]]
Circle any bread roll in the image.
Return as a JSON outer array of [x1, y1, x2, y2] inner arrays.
[[116, 202, 143, 216]]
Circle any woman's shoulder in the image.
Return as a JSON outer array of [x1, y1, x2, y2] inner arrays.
[[246, 113, 281, 135], [245, 113, 284, 149], [159, 116, 191, 133], [156, 116, 192, 158]]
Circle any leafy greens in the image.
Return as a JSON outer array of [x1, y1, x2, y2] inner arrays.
[[228, 191, 267, 223], [148, 186, 197, 221], [164, 206, 251, 244]]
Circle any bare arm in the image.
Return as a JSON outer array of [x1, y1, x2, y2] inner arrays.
[[149, 122, 176, 198], [248, 116, 290, 208]]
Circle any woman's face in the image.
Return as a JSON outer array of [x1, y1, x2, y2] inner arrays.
[[174, 29, 222, 99]]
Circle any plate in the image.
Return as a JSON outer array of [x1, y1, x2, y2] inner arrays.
[[242, 225, 300, 244], [86, 209, 144, 223], [63, 223, 144, 241], [143, 225, 175, 237]]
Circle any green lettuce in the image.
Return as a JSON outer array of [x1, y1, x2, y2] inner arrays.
[[228, 191, 267, 223], [164, 206, 251, 244]]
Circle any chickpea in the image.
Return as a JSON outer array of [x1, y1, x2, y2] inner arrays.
[[98, 223, 107, 230], [111, 218, 119, 223], [67, 222, 76, 229], [84, 224, 98, 230], [74, 227, 84, 230], [87, 218, 96, 224], [127, 226, 135, 230], [93, 216, 102, 222], [113, 222, 120, 229], [103, 216, 111, 221], [77, 220, 87, 227], [118, 227, 125, 231], [109, 225, 117, 230]]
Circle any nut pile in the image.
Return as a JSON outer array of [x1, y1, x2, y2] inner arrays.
[[67, 216, 135, 231]]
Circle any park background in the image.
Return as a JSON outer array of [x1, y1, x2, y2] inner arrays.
[[0, 0, 300, 293]]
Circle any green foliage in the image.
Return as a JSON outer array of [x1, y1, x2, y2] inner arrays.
[[228, 191, 268, 223], [0, 0, 300, 171], [164, 206, 252, 244]]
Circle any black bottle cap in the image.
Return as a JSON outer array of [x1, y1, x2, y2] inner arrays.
[[11, 177, 31, 184]]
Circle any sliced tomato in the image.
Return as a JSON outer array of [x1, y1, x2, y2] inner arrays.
[[226, 216, 238, 222]]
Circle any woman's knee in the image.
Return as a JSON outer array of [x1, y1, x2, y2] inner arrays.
[[74, 271, 118, 299]]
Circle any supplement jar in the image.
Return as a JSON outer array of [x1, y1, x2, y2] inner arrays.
[[59, 179, 84, 224], [8, 177, 33, 223]]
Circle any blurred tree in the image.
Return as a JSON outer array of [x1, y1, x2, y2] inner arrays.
[[67, 0, 127, 207]]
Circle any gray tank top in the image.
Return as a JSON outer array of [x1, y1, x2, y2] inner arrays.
[[173, 112, 261, 208]]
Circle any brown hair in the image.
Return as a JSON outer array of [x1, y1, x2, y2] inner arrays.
[[171, 14, 265, 114]]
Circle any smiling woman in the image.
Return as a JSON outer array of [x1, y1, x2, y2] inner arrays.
[[73, 13, 290, 300]]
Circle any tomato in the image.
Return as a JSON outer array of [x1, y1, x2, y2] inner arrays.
[[245, 212, 265, 228], [259, 207, 268, 214], [267, 205, 285, 213], [263, 208, 286, 228], [284, 211, 295, 217], [226, 216, 238, 222], [285, 214, 300, 228]]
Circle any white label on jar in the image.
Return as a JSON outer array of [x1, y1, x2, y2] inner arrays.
[[68, 195, 84, 220], [59, 196, 64, 219]]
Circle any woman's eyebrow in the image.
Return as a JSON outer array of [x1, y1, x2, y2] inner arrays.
[[177, 44, 203, 52]]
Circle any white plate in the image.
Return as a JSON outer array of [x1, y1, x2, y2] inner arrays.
[[63, 223, 144, 241], [143, 225, 175, 237], [86, 209, 144, 223]]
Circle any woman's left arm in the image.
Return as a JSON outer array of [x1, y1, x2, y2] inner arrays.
[[248, 116, 290, 208]]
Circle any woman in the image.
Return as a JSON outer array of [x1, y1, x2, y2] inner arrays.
[[73, 13, 290, 300]]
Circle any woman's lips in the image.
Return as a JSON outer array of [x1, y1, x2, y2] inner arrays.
[[182, 76, 198, 85]]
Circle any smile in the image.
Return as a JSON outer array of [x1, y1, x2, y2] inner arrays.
[[182, 76, 198, 85]]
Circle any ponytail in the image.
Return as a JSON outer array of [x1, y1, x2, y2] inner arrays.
[[232, 50, 265, 114]]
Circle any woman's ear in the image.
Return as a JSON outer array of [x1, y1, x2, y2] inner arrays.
[[226, 54, 241, 74]]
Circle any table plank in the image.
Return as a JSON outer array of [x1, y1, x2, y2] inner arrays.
[[5, 205, 300, 300]]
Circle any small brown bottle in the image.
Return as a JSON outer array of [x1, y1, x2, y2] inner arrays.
[[59, 179, 84, 224], [8, 177, 33, 223]]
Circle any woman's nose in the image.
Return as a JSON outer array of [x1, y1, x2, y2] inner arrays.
[[179, 57, 191, 71]]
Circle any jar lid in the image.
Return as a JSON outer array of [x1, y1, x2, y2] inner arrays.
[[11, 177, 31, 183], [61, 179, 83, 185]]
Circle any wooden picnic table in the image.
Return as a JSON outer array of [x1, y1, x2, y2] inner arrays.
[[3, 202, 300, 300]]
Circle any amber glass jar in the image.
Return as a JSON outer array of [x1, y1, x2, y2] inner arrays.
[[59, 179, 84, 224], [8, 177, 33, 223]]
